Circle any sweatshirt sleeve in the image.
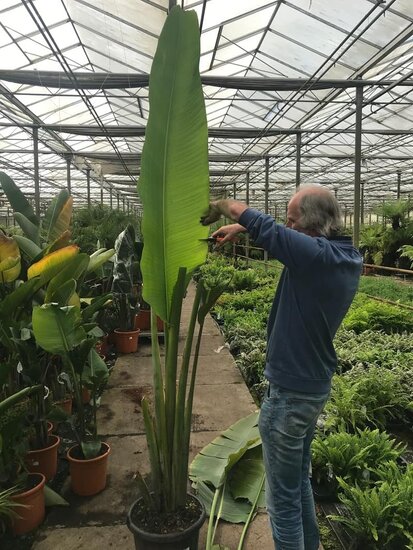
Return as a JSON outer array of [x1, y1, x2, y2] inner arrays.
[[239, 208, 324, 270]]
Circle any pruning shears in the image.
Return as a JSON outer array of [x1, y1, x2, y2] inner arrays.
[[199, 235, 236, 244]]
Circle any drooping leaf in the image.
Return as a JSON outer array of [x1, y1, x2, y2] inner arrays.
[[43, 190, 73, 244], [81, 293, 112, 322], [196, 481, 252, 523], [32, 304, 86, 354], [190, 412, 260, 488], [83, 348, 109, 388], [28, 245, 79, 284], [139, 6, 209, 321], [14, 235, 42, 261], [0, 171, 38, 226]]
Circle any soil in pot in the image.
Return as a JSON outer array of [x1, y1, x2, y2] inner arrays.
[[128, 493, 206, 550], [11, 473, 46, 535], [67, 442, 110, 496], [25, 434, 60, 482], [114, 328, 140, 353]]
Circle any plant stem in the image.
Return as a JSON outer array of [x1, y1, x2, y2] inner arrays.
[[206, 485, 222, 550], [237, 472, 265, 550]]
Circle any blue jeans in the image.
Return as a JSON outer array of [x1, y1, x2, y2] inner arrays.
[[258, 382, 330, 550]]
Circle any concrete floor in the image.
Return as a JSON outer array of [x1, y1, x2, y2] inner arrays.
[[32, 284, 274, 550]]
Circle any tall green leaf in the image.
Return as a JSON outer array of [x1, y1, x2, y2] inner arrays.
[[43, 190, 73, 244], [139, 6, 209, 321], [14, 213, 40, 244], [0, 172, 38, 226], [14, 235, 42, 261]]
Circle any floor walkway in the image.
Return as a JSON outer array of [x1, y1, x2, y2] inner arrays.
[[33, 284, 274, 549]]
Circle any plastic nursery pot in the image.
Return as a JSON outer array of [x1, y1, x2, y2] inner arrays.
[[114, 328, 140, 354], [67, 442, 111, 496], [25, 434, 60, 482], [54, 396, 73, 415], [11, 473, 46, 535], [127, 493, 206, 550], [95, 334, 109, 356]]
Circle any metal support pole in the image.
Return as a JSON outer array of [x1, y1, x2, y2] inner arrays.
[[360, 182, 364, 226], [109, 188, 113, 209], [369, 212, 372, 225], [100, 179, 104, 205], [397, 170, 401, 199], [33, 127, 40, 217], [232, 182, 237, 258], [66, 155, 71, 195], [353, 86, 363, 247], [123, 196, 125, 212], [344, 206, 347, 228], [296, 132, 301, 189], [117, 193, 120, 209], [245, 171, 250, 262], [264, 157, 270, 265], [86, 168, 91, 207]]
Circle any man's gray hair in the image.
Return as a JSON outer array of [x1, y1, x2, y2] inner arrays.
[[297, 186, 342, 237]]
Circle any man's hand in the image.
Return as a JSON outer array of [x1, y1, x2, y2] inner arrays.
[[200, 201, 223, 225], [200, 199, 248, 225], [212, 224, 246, 247]]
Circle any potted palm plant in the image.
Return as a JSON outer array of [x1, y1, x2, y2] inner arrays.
[[126, 7, 227, 549], [111, 225, 141, 353]]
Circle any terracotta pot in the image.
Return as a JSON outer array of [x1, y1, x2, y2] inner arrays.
[[82, 386, 91, 404], [25, 434, 60, 482], [114, 328, 140, 354], [54, 397, 73, 415], [134, 311, 164, 332], [67, 442, 111, 496], [11, 473, 46, 535], [95, 334, 109, 356]]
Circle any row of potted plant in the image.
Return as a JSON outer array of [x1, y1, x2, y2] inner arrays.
[[0, 171, 122, 535]]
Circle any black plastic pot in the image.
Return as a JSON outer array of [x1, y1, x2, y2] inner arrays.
[[311, 477, 338, 503], [127, 494, 206, 550]]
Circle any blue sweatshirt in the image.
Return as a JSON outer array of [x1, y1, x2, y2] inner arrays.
[[239, 208, 363, 394]]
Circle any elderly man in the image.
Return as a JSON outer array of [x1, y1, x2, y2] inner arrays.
[[201, 185, 362, 550]]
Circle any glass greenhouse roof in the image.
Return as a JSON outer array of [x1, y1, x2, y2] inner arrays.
[[0, 0, 413, 218]]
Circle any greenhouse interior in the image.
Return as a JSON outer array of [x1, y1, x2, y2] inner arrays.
[[0, 1, 412, 549]]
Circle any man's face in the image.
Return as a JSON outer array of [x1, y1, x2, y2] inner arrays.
[[286, 195, 303, 232]]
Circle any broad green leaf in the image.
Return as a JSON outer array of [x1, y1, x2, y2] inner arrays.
[[28, 245, 79, 284], [14, 212, 40, 244], [45, 253, 89, 302], [190, 412, 260, 488], [139, 6, 209, 321], [14, 235, 42, 260], [43, 191, 73, 244], [32, 304, 86, 354], [0, 171, 38, 226], [81, 439, 102, 460], [87, 248, 115, 274], [0, 278, 41, 319], [48, 278, 76, 305], [196, 481, 252, 523]]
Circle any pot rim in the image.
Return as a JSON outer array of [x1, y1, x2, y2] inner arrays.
[[12, 473, 46, 500], [114, 328, 141, 335], [67, 442, 111, 464], [27, 434, 60, 454], [127, 492, 206, 543]]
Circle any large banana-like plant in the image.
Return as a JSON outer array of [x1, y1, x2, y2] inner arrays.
[[136, 6, 228, 516]]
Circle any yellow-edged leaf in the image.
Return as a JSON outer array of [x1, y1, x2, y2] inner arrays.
[[0, 233, 21, 282], [28, 245, 79, 284]]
